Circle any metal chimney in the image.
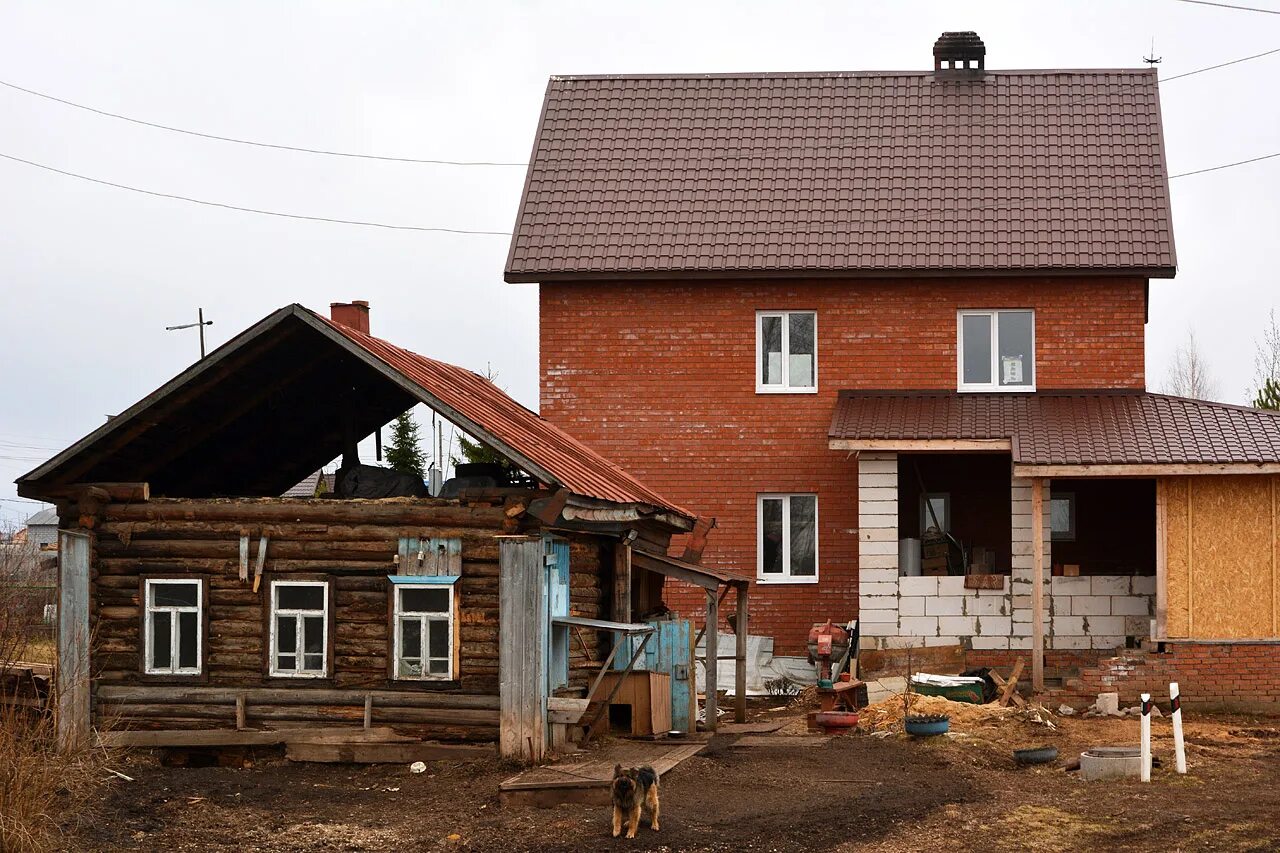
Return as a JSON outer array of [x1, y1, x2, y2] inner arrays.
[[933, 31, 985, 71]]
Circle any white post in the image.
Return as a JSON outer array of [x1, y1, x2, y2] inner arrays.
[[1139, 692, 1152, 782], [1170, 682, 1187, 774]]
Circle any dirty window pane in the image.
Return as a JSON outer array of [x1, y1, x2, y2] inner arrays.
[[428, 659, 449, 675], [277, 584, 324, 611], [303, 617, 324, 654], [961, 314, 992, 384], [921, 493, 949, 534], [401, 587, 449, 614], [303, 653, 324, 671], [788, 313, 815, 388], [151, 611, 171, 669], [428, 619, 448, 657], [997, 311, 1034, 387], [152, 582, 198, 608], [1051, 495, 1075, 539], [178, 611, 198, 669], [760, 315, 783, 385], [789, 496, 817, 576], [277, 654, 296, 671], [276, 616, 296, 653], [761, 498, 784, 573], [400, 618, 422, 660]]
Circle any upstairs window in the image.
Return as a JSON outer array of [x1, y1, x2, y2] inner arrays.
[[757, 311, 817, 393], [392, 583, 455, 681], [270, 580, 329, 678], [1050, 491, 1077, 541], [758, 494, 818, 582], [957, 310, 1035, 391], [920, 492, 951, 535], [144, 579, 203, 676]]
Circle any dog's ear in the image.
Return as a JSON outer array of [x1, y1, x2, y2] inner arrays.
[[613, 763, 623, 777]]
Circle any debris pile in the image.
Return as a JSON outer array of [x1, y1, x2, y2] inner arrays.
[[859, 694, 1018, 733]]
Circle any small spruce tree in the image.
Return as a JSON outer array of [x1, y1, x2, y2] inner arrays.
[[1255, 377, 1280, 411], [385, 412, 426, 479]]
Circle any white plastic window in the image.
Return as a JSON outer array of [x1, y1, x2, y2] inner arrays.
[[757, 311, 817, 392], [757, 494, 818, 582], [144, 579, 202, 675], [1051, 492, 1076, 541], [270, 581, 328, 678], [393, 584, 454, 680], [958, 310, 1035, 391]]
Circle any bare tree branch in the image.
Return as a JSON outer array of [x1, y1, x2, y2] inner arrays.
[[1162, 329, 1220, 401]]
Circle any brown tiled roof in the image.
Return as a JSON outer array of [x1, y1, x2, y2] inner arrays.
[[505, 70, 1176, 281], [829, 391, 1280, 468]]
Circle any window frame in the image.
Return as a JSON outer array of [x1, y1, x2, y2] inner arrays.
[[920, 492, 951, 535], [140, 576, 208, 679], [756, 493, 820, 584], [1050, 491, 1077, 542], [956, 309, 1036, 393], [390, 582, 456, 682], [755, 310, 819, 394], [267, 578, 332, 680]]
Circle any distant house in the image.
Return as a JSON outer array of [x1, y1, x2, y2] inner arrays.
[[23, 507, 58, 551], [506, 31, 1280, 707], [282, 470, 335, 498]]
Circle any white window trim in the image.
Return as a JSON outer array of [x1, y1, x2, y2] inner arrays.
[[392, 583, 455, 682], [756, 493, 820, 584], [920, 492, 951, 535], [755, 310, 819, 394], [1051, 491, 1077, 541], [269, 580, 329, 679], [143, 579, 203, 676], [956, 309, 1037, 393]]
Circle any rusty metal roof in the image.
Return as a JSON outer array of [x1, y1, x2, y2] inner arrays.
[[505, 69, 1176, 281], [829, 391, 1280, 468], [315, 311, 696, 518]]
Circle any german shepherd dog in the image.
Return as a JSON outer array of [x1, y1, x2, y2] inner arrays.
[[610, 764, 660, 838]]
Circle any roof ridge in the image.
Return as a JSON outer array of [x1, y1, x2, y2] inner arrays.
[[549, 68, 1158, 82]]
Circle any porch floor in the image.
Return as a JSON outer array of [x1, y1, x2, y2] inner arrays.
[[499, 740, 705, 807]]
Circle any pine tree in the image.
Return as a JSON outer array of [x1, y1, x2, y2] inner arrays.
[[385, 412, 426, 479], [1255, 377, 1280, 411]]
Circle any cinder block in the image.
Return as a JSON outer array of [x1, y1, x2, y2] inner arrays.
[[898, 596, 926, 616], [1083, 615, 1126, 636], [936, 576, 967, 596], [898, 616, 939, 637], [966, 595, 1007, 616], [1090, 634, 1127, 651], [859, 593, 899, 610], [860, 540, 899, 557], [1131, 576, 1156, 595], [1050, 577, 1091, 596], [1124, 616, 1151, 636], [883, 635, 924, 649], [971, 635, 1010, 650], [857, 620, 898, 639], [860, 554, 898, 570], [1111, 596, 1151, 616], [859, 527, 898, 543], [1051, 596, 1071, 616], [1071, 596, 1111, 616], [925, 635, 962, 647], [1050, 635, 1090, 650], [1052, 615, 1086, 636], [926, 597, 965, 616], [937, 615, 979, 636], [858, 582, 900, 597], [1009, 635, 1032, 650], [899, 576, 938, 596], [1012, 595, 1033, 610], [859, 568, 899, 584], [1091, 576, 1132, 596], [975, 615, 1011, 636], [858, 486, 897, 503]]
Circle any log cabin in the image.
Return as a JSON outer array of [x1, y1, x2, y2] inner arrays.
[[17, 301, 746, 761]]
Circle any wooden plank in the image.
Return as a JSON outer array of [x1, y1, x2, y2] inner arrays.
[[423, 537, 462, 576], [612, 540, 632, 624], [57, 529, 91, 753], [735, 586, 748, 724], [499, 537, 546, 762], [830, 438, 1012, 452], [705, 589, 718, 732], [238, 532, 250, 582], [286, 740, 493, 764], [96, 685, 499, 709], [1030, 477, 1045, 692], [99, 725, 418, 748]]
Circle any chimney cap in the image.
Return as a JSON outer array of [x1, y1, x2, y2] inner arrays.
[[933, 31, 985, 71]]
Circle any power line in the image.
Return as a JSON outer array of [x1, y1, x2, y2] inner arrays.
[[0, 79, 528, 167], [1169, 149, 1280, 178], [0, 152, 514, 236], [1172, 0, 1280, 14], [1161, 45, 1280, 81]]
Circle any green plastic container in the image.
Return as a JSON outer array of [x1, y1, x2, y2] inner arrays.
[[912, 681, 984, 704]]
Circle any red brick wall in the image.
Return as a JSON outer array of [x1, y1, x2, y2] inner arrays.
[[539, 276, 1148, 654]]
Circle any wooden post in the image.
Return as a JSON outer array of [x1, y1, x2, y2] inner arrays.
[[705, 589, 719, 732], [734, 585, 748, 724], [57, 529, 91, 753], [612, 540, 632, 624], [498, 537, 547, 762], [363, 693, 373, 729], [235, 693, 247, 730], [1155, 479, 1169, 640], [1030, 477, 1045, 693]]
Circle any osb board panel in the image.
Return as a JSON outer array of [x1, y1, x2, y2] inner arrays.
[[1162, 475, 1277, 639]]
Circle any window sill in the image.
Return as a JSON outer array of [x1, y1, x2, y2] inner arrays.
[[956, 385, 1037, 394], [756, 387, 819, 395], [755, 576, 820, 585]]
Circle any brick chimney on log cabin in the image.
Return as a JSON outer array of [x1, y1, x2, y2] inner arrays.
[[330, 300, 371, 334]]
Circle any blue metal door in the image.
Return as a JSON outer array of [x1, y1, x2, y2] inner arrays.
[[614, 619, 694, 733]]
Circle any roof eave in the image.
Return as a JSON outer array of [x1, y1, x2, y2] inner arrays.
[[506, 265, 1177, 284]]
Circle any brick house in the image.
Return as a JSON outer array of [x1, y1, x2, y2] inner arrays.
[[505, 33, 1280, 706]]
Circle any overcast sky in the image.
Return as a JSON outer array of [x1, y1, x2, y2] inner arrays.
[[2, 1, 1278, 524]]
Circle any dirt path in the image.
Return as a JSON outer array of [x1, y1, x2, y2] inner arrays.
[[77, 710, 1280, 852]]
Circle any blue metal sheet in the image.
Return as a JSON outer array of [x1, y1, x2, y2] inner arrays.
[[386, 575, 460, 584]]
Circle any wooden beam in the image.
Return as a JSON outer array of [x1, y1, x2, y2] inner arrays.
[[38, 482, 150, 502], [1030, 477, 1045, 693], [705, 589, 719, 732], [56, 529, 92, 753], [735, 586, 749, 724], [1015, 462, 1280, 478], [1155, 478, 1169, 640], [828, 438, 1012, 452], [612, 539, 632, 624]]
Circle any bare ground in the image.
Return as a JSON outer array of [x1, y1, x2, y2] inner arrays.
[[74, 706, 1280, 853]]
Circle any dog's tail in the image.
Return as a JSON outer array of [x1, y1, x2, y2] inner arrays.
[[636, 766, 659, 788]]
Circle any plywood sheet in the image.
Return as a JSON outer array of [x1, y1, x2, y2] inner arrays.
[[1162, 478, 1191, 637]]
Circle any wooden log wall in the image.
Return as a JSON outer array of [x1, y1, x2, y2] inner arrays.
[[86, 497, 608, 742]]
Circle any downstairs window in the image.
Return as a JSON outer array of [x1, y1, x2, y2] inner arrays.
[[270, 580, 329, 678], [143, 579, 203, 676], [758, 494, 818, 582]]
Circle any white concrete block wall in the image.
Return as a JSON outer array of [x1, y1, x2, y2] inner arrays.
[[1048, 575, 1154, 650], [857, 453, 898, 648]]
